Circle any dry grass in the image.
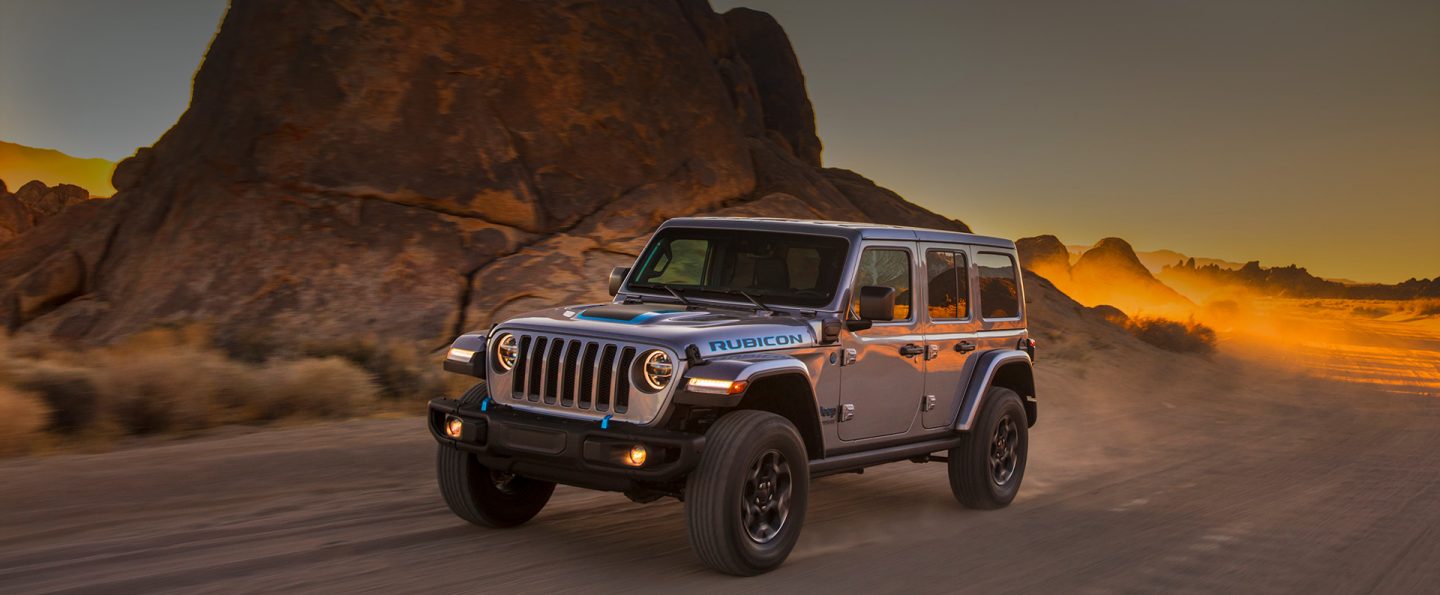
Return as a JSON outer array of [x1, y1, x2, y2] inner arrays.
[[253, 357, 379, 419], [1124, 317, 1218, 354], [0, 325, 389, 454], [0, 385, 50, 456]]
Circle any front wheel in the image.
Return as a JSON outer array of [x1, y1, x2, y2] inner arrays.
[[948, 387, 1029, 509], [436, 383, 555, 528], [685, 410, 809, 576]]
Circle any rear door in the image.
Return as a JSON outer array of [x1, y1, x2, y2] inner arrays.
[[920, 245, 982, 429], [838, 243, 926, 440]]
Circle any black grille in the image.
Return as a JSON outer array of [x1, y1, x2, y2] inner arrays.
[[507, 334, 643, 415]]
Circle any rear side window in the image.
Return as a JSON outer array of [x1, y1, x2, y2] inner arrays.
[[976, 252, 1020, 319], [925, 250, 970, 320], [850, 248, 912, 321]]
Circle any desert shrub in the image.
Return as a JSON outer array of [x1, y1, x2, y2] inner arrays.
[[1406, 299, 1440, 317], [255, 357, 379, 419], [1350, 305, 1391, 318], [299, 338, 447, 401], [1124, 317, 1217, 353], [1089, 304, 1129, 325], [92, 348, 236, 434], [10, 364, 100, 433], [0, 385, 51, 456]]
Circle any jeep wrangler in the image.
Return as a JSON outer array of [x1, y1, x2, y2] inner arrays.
[[429, 217, 1037, 575]]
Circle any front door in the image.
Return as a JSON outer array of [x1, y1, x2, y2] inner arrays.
[[838, 244, 925, 440]]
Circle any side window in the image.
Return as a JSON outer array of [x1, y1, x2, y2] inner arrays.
[[926, 250, 970, 320], [976, 252, 1020, 319], [851, 248, 912, 321], [647, 239, 708, 284]]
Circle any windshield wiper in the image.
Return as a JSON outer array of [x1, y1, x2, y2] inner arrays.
[[732, 290, 776, 314], [628, 282, 693, 307], [660, 285, 693, 306], [630, 283, 776, 313]]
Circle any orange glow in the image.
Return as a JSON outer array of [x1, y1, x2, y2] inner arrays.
[[0, 141, 116, 197]]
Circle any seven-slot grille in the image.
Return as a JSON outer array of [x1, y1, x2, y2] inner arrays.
[[509, 334, 641, 414]]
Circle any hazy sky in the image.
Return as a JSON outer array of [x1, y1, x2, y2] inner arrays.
[[1, 0, 1436, 282]]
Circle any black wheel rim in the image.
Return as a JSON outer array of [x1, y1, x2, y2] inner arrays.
[[990, 415, 1020, 486], [741, 448, 792, 544]]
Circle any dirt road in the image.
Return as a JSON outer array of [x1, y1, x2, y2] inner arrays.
[[3, 346, 1439, 593]]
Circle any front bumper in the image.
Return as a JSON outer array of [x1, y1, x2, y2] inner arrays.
[[426, 398, 704, 492]]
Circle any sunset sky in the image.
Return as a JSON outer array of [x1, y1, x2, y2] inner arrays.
[[1, 0, 1436, 283]]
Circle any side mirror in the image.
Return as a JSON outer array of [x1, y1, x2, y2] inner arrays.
[[608, 266, 631, 296], [858, 285, 897, 321]]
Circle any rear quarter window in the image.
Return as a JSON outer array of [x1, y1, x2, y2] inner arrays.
[[976, 252, 1020, 319]]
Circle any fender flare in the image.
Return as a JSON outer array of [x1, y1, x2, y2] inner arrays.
[[442, 331, 489, 377], [673, 354, 812, 407], [953, 349, 1034, 431]]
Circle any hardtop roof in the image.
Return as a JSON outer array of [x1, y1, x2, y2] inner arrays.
[[659, 217, 1016, 249]]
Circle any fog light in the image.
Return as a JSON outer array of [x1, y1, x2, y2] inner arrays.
[[444, 415, 464, 439], [625, 444, 648, 467]]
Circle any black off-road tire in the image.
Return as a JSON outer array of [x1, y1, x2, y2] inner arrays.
[[948, 387, 1029, 509], [685, 410, 810, 576], [437, 383, 556, 528]]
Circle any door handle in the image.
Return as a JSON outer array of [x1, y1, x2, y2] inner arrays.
[[899, 343, 925, 357], [955, 341, 977, 353]]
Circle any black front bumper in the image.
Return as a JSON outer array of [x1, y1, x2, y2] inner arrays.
[[427, 398, 704, 492]]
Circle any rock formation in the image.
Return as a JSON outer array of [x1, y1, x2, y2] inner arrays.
[[1015, 234, 1071, 275], [0, 0, 967, 346], [0, 180, 93, 244]]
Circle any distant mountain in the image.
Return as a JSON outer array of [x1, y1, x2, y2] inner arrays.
[[0, 141, 116, 197], [1066, 244, 1243, 274], [1160, 260, 1439, 300], [1022, 236, 1194, 317]]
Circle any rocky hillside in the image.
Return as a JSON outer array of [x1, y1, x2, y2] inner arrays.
[[0, 1, 967, 346], [0, 179, 93, 244]]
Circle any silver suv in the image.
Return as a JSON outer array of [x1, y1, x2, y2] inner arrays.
[[429, 217, 1037, 575]]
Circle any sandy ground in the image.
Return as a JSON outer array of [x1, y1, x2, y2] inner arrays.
[[4, 317, 1440, 593]]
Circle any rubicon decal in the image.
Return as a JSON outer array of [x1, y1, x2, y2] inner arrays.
[[708, 333, 809, 352]]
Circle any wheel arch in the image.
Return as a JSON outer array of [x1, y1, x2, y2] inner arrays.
[[734, 372, 824, 461], [955, 350, 1036, 431]]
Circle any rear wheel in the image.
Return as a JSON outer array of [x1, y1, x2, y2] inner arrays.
[[948, 387, 1028, 509], [685, 410, 809, 575], [436, 383, 555, 527]]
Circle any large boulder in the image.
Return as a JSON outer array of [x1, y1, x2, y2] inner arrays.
[[0, 0, 966, 347]]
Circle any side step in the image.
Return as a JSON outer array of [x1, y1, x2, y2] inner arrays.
[[809, 435, 963, 478]]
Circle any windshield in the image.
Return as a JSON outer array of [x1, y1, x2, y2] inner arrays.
[[627, 228, 850, 309]]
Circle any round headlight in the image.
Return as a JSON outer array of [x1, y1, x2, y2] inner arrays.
[[494, 333, 519, 372], [639, 350, 673, 391]]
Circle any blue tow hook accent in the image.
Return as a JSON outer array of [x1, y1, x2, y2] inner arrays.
[[480, 397, 491, 412], [600, 415, 613, 430]]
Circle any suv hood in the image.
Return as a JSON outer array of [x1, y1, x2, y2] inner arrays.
[[494, 303, 825, 357]]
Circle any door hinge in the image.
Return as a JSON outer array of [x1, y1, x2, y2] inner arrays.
[[922, 395, 936, 412], [842, 348, 857, 366], [925, 344, 940, 360], [840, 403, 855, 422]]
